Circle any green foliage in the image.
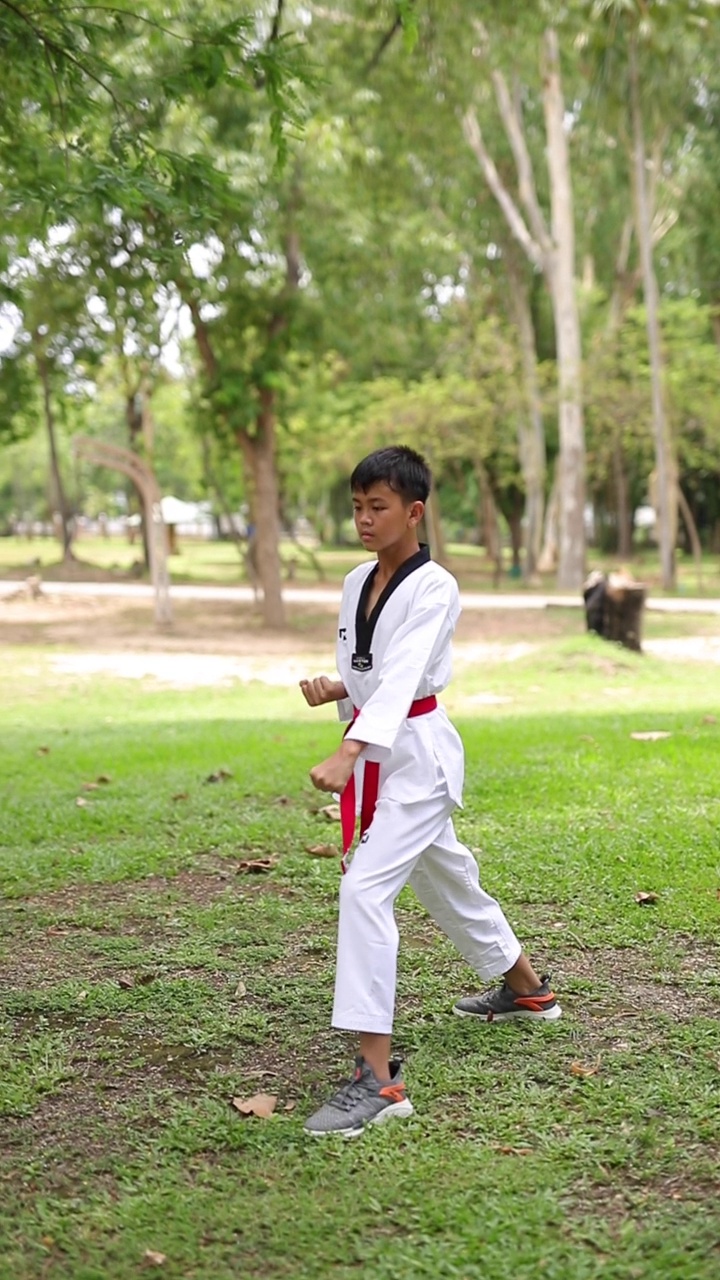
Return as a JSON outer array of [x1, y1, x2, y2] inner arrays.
[[0, 2, 306, 231], [3, 0, 720, 553]]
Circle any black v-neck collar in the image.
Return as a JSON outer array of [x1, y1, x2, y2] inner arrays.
[[354, 544, 431, 657]]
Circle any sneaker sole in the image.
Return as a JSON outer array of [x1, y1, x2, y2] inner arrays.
[[305, 1099, 414, 1140], [453, 1004, 563, 1022]]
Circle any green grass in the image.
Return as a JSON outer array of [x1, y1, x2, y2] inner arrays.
[[2, 532, 720, 595], [1, 637, 720, 1278]]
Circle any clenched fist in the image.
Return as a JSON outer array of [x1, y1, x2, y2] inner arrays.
[[299, 676, 347, 707], [310, 739, 364, 793]]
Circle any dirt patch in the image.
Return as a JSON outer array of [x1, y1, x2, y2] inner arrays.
[[0, 596, 338, 654], [567, 1157, 720, 1230], [0, 594, 582, 690], [11, 867, 251, 916]]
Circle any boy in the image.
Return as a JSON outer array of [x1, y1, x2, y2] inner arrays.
[[299, 446, 560, 1139]]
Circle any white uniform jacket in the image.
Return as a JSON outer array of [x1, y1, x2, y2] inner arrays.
[[337, 547, 465, 809]]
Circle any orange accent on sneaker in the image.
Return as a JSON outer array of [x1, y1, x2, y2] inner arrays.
[[515, 993, 556, 1012], [379, 1083, 407, 1103]]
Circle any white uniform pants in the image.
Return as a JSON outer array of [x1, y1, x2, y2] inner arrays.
[[332, 782, 522, 1034]]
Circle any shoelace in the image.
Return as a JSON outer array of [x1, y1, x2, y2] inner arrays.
[[327, 1074, 376, 1113]]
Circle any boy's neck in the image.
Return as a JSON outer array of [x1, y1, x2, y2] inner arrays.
[[375, 535, 422, 580]]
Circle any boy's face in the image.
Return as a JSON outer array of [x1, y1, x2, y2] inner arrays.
[[352, 482, 423, 552]]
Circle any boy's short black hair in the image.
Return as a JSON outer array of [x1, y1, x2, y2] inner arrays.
[[350, 446, 431, 504]]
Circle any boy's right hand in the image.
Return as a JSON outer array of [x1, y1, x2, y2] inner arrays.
[[299, 676, 347, 707]]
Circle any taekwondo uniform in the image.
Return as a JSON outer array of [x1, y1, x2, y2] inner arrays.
[[332, 544, 522, 1035]]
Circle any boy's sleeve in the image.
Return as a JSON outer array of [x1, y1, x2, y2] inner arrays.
[[336, 696, 353, 723], [344, 575, 456, 760]]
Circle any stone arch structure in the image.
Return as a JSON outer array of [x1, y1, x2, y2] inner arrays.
[[73, 437, 172, 626]]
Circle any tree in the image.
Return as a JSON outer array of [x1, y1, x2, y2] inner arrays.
[[462, 22, 586, 589], [586, 0, 720, 587]]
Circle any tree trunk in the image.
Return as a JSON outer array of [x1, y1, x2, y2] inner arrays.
[[505, 253, 545, 578], [629, 36, 675, 590], [476, 464, 502, 586], [711, 307, 720, 352], [424, 489, 449, 567], [461, 28, 585, 589], [36, 347, 74, 558], [238, 390, 285, 629], [677, 483, 703, 589], [125, 389, 150, 571], [186, 296, 286, 623], [613, 440, 633, 559], [543, 28, 586, 590], [506, 500, 523, 574], [538, 465, 559, 573]]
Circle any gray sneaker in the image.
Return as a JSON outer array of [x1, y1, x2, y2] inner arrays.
[[454, 975, 562, 1022], [304, 1056, 414, 1139]]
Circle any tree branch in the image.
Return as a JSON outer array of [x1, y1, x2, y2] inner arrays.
[[269, 0, 285, 44], [491, 69, 552, 257], [461, 106, 545, 272], [0, 0, 120, 108], [183, 293, 219, 383], [365, 16, 402, 73]]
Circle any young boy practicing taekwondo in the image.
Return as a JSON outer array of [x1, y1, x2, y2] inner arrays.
[[299, 446, 560, 1138]]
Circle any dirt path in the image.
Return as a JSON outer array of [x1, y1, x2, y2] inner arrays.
[[2, 590, 720, 686]]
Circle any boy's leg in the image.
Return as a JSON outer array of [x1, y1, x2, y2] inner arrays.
[[331, 788, 456, 1044], [304, 789, 454, 1137], [408, 820, 562, 1020]]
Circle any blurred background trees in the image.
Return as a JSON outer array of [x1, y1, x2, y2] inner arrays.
[[2, 0, 720, 619]]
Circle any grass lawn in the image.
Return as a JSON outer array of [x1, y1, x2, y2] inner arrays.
[[1, 633, 720, 1279], [2, 533, 720, 596]]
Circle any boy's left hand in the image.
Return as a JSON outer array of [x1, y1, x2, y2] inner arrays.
[[310, 740, 364, 794]]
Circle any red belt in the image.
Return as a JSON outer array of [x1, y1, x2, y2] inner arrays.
[[340, 695, 437, 856]]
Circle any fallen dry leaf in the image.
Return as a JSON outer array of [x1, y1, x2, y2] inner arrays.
[[283, 1101, 297, 1113], [634, 891, 659, 906], [630, 731, 671, 742], [37, 746, 50, 756], [204, 769, 232, 784], [232, 1093, 277, 1118], [82, 781, 101, 791], [236, 857, 277, 875], [172, 791, 189, 802], [702, 715, 717, 725], [320, 803, 342, 822], [96, 774, 111, 784], [306, 843, 338, 859], [75, 796, 90, 807], [273, 795, 291, 806], [77, 989, 88, 1002], [142, 1250, 167, 1267], [118, 975, 135, 990], [570, 1060, 600, 1078], [233, 981, 247, 999], [46, 927, 69, 937]]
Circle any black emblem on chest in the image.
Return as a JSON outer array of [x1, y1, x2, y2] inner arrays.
[[351, 653, 373, 672]]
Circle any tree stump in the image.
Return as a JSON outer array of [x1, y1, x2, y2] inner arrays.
[[583, 571, 646, 653]]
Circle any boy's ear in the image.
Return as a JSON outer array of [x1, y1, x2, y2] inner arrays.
[[408, 500, 424, 527]]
